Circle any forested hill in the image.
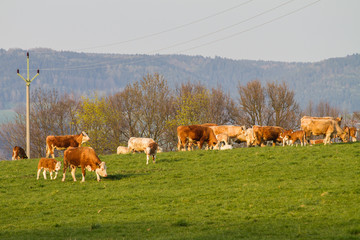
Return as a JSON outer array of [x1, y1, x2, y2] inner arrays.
[[1, 48, 359, 112]]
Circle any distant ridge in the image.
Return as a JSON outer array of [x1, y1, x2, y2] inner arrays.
[[0, 48, 359, 112]]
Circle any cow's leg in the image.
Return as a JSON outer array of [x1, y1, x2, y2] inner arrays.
[[324, 133, 331, 145], [37, 169, 41, 180], [50, 171, 53, 180], [54, 171, 58, 179], [146, 154, 149, 165], [43, 170, 47, 179], [81, 167, 86, 182], [153, 154, 156, 164], [71, 167, 77, 181]]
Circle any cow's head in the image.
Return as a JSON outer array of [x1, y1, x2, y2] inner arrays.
[[96, 162, 107, 177], [339, 132, 349, 143], [55, 161, 61, 171], [81, 131, 90, 143], [208, 140, 218, 149]]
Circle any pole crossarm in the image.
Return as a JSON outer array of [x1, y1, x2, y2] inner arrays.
[[16, 52, 39, 159]]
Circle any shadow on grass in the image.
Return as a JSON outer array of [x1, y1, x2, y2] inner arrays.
[[105, 172, 150, 181], [158, 158, 186, 163]]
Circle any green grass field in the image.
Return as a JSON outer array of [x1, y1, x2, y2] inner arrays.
[[0, 143, 359, 240]]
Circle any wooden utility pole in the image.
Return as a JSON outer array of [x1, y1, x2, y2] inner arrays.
[[17, 52, 39, 159]]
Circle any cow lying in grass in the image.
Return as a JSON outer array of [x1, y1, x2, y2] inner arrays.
[[37, 158, 61, 180], [62, 147, 107, 182]]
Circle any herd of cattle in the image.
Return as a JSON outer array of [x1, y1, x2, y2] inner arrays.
[[10, 116, 358, 182]]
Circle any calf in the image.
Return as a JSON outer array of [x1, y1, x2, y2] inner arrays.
[[145, 142, 158, 164], [12, 146, 28, 160], [283, 130, 306, 146], [46, 131, 90, 158], [62, 147, 107, 182], [37, 158, 61, 180], [216, 133, 229, 148], [117, 146, 129, 154]]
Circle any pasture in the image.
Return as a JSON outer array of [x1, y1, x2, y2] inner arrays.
[[0, 143, 359, 239]]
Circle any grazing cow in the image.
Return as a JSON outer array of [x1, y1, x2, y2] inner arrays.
[[37, 158, 61, 180], [245, 128, 256, 147], [301, 116, 348, 145], [46, 131, 90, 158], [283, 130, 306, 146], [12, 146, 28, 160], [310, 139, 324, 145], [253, 125, 285, 147], [177, 125, 218, 151], [117, 146, 129, 154], [209, 125, 246, 144], [62, 147, 107, 182], [343, 126, 358, 142], [128, 137, 158, 164]]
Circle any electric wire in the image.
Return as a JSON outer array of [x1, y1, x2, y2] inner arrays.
[[35, 0, 321, 72], [73, 0, 255, 52]]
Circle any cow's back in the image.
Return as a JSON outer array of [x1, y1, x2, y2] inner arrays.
[[64, 147, 100, 167]]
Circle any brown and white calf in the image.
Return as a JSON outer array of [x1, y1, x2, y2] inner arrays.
[[37, 158, 61, 180], [62, 147, 107, 182], [128, 137, 158, 164], [12, 146, 28, 160], [46, 131, 90, 158], [283, 130, 306, 146], [145, 142, 159, 164]]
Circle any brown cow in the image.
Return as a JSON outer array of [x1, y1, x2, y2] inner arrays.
[[301, 116, 347, 145], [177, 125, 218, 151], [62, 147, 107, 182], [282, 130, 306, 146], [253, 125, 285, 147], [46, 131, 90, 158], [37, 158, 61, 180], [12, 146, 28, 160], [343, 126, 358, 142]]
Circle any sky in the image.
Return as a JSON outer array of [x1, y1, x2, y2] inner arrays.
[[1, 0, 359, 62]]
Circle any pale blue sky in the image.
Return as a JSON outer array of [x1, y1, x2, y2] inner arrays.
[[1, 0, 359, 62]]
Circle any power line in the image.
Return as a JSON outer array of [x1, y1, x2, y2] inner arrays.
[[148, 0, 297, 54], [38, 0, 321, 72], [177, 0, 321, 54], [73, 0, 255, 52]]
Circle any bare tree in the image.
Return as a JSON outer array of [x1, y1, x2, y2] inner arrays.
[[0, 88, 81, 159], [138, 73, 174, 143], [316, 101, 340, 118], [238, 80, 267, 126], [208, 87, 239, 125], [266, 81, 301, 129]]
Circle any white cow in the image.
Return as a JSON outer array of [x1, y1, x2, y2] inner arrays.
[[117, 146, 129, 154]]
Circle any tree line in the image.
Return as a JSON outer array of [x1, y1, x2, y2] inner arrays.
[[0, 73, 358, 159]]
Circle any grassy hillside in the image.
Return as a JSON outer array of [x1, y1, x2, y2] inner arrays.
[[0, 143, 359, 239]]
